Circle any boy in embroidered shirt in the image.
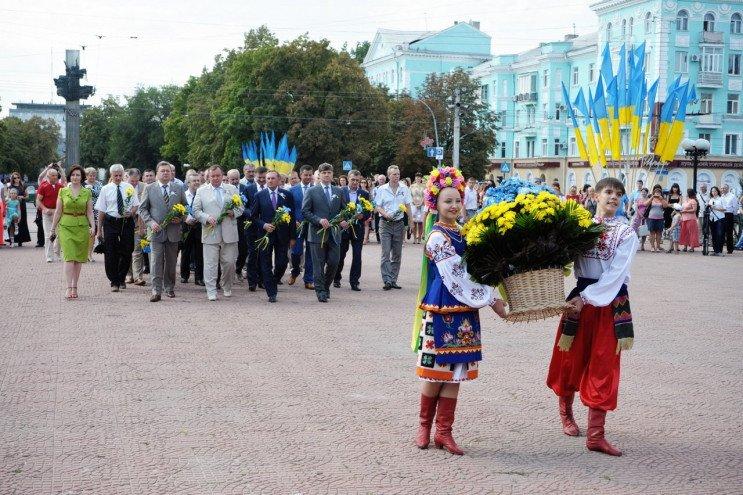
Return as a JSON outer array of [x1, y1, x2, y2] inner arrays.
[[546, 177, 638, 457]]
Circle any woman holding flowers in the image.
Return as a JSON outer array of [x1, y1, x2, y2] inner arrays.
[[546, 177, 638, 457], [412, 167, 508, 456], [50, 165, 95, 299]]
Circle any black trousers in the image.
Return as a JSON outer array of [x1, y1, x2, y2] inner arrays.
[[258, 238, 289, 298], [235, 220, 249, 274], [310, 240, 339, 296], [711, 219, 725, 254], [334, 232, 363, 287], [180, 225, 204, 282], [724, 213, 735, 254], [35, 209, 45, 246], [103, 216, 135, 286], [373, 212, 381, 242], [245, 229, 260, 287]]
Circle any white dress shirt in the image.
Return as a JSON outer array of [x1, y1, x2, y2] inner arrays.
[[95, 182, 140, 217], [721, 192, 739, 214], [464, 187, 478, 210], [185, 189, 198, 222], [708, 197, 726, 222], [375, 183, 412, 219]]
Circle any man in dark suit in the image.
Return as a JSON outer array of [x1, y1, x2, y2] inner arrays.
[[252, 170, 296, 302], [241, 166, 268, 291], [180, 174, 204, 285], [333, 169, 371, 291], [289, 164, 314, 290], [302, 162, 349, 303]]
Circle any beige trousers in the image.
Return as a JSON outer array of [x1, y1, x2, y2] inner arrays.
[[203, 242, 237, 296]]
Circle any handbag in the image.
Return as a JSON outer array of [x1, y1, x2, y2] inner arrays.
[[638, 224, 650, 237]]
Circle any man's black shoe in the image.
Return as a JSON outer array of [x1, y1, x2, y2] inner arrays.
[[383, 283, 392, 291], [351, 285, 361, 291], [391, 283, 402, 289], [249, 285, 256, 292], [181, 277, 188, 283], [268, 296, 277, 303], [195, 280, 205, 286], [333, 281, 341, 288]]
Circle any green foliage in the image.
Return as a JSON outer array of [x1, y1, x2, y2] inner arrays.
[[0, 116, 60, 175]]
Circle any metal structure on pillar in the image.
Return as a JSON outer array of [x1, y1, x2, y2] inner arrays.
[[54, 50, 95, 170]]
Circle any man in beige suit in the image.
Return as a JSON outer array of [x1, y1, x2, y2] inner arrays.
[[192, 165, 244, 301]]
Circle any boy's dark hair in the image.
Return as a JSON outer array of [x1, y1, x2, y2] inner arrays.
[[255, 166, 268, 174], [595, 177, 626, 195], [299, 164, 313, 174], [318, 163, 334, 173]]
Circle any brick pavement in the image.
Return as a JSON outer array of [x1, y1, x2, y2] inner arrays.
[[0, 239, 741, 494]]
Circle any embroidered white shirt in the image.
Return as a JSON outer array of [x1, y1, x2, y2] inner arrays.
[[426, 230, 499, 308], [575, 216, 638, 307]]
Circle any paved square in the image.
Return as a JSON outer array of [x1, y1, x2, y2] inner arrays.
[[1, 242, 741, 494]]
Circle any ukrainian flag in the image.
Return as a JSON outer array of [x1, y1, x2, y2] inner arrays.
[[592, 76, 611, 160], [600, 42, 613, 85], [589, 87, 607, 167], [654, 83, 684, 159], [661, 84, 691, 163], [574, 88, 600, 166], [630, 78, 647, 153], [643, 78, 659, 153], [606, 76, 621, 159], [562, 82, 589, 161], [617, 45, 631, 125]]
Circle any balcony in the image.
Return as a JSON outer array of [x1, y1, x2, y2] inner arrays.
[[697, 71, 723, 88], [700, 31, 724, 44], [694, 113, 723, 128], [513, 92, 538, 104], [519, 126, 537, 137]]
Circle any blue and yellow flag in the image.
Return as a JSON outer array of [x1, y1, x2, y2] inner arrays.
[[654, 82, 685, 159], [600, 42, 613, 84], [617, 45, 630, 125], [562, 81, 589, 161], [661, 84, 690, 162], [574, 88, 600, 166], [606, 76, 621, 159], [593, 75, 611, 159], [643, 78, 659, 153]]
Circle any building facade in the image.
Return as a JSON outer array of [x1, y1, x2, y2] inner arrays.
[[362, 21, 492, 96], [474, 0, 743, 193], [9, 102, 88, 158]]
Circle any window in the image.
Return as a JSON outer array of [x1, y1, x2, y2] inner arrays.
[[554, 138, 561, 156], [527, 106, 536, 125], [555, 107, 561, 120], [502, 80, 508, 96], [526, 139, 535, 158], [500, 141, 506, 158], [516, 110, 521, 126], [572, 67, 579, 85], [727, 94, 739, 115], [606, 22, 613, 40], [622, 19, 627, 37], [569, 137, 577, 156], [699, 133, 711, 141], [517, 74, 533, 94], [589, 63, 595, 82], [514, 140, 520, 158], [676, 10, 688, 31], [542, 103, 548, 120], [675, 51, 689, 73], [645, 12, 653, 33], [543, 70, 549, 88], [629, 17, 634, 36], [725, 134, 739, 155], [481, 84, 489, 101], [733, 13, 743, 34], [700, 93, 713, 114], [704, 12, 716, 32], [730, 54, 741, 75], [702, 46, 723, 73], [541, 138, 548, 156]]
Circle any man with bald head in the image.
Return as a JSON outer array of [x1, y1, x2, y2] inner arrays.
[[35, 168, 63, 262]]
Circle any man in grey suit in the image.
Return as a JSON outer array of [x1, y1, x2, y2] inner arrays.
[[301, 163, 349, 303], [138, 161, 187, 302], [193, 165, 245, 301]]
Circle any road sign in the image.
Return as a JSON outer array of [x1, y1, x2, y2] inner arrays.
[[426, 146, 444, 160], [434, 146, 444, 160], [342, 160, 352, 171], [425, 147, 436, 158], [500, 162, 511, 173]]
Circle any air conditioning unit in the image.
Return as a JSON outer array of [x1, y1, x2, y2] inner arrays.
[[690, 54, 700, 62]]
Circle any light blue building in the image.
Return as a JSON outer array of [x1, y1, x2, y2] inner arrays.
[[362, 21, 491, 96], [473, 0, 742, 192]]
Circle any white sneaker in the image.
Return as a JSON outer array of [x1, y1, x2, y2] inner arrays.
[[207, 293, 217, 301], [223, 290, 232, 298], [46, 258, 53, 263]]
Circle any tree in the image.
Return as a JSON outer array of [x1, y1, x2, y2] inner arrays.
[[80, 96, 122, 168], [0, 116, 60, 175]]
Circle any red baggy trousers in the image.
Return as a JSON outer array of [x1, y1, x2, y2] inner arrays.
[[546, 303, 621, 412]]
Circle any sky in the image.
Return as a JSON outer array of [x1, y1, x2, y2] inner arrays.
[[0, 0, 598, 116]]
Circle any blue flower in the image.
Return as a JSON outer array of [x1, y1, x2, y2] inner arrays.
[[481, 178, 556, 208]]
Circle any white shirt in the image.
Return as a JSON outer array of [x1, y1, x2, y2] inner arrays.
[[575, 217, 639, 307], [94, 182, 140, 217], [375, 183, 412, 219], [185, 189, 198, 222], [464, 187, 478, 210], [348, 187, 359, 204], [708, 197, 726, 222], [239, 177, 254, 186], [721, 192, 738, 214], [426, 230, 499, 308], [697, 191, 710, 217]]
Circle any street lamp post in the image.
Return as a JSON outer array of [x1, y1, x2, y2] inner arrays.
[[681, 138, 710, 191], [418, 99, 441, 166]]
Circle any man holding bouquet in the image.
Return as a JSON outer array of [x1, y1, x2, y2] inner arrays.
[[302, 163, 349, 303], [252, 170, 295, 302], [139, 161, 187, 302], [193, 165, 244, 301], [333, 169, 371, 291], [547, 177, 638, 457]]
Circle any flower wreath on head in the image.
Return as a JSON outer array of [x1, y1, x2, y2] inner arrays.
[[424, 166, 466, 211]]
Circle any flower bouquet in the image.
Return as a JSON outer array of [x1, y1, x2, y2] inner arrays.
[[161, 203, 187, 228], [123, 185, 137, 213], [140, 237, 151, 254], [317, 201, 356, 246], [462, 190, 603, 322], [206, 194, 243, 233], [255, 206, 291, 250], [481, 178, 554, 208]]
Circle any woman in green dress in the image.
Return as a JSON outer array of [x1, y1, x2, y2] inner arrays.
[[51, 165, 95, 299]]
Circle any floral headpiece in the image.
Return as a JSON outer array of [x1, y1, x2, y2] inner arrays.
[[424, 166, 466, 210]]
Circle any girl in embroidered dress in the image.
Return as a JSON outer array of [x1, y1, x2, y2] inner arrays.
[[546, 177, 638, 457], [412, 167, 507, 455]]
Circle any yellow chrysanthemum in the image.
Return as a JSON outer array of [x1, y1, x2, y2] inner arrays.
[[444, 177, 453, 186], [125, 187, 134, 198]]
